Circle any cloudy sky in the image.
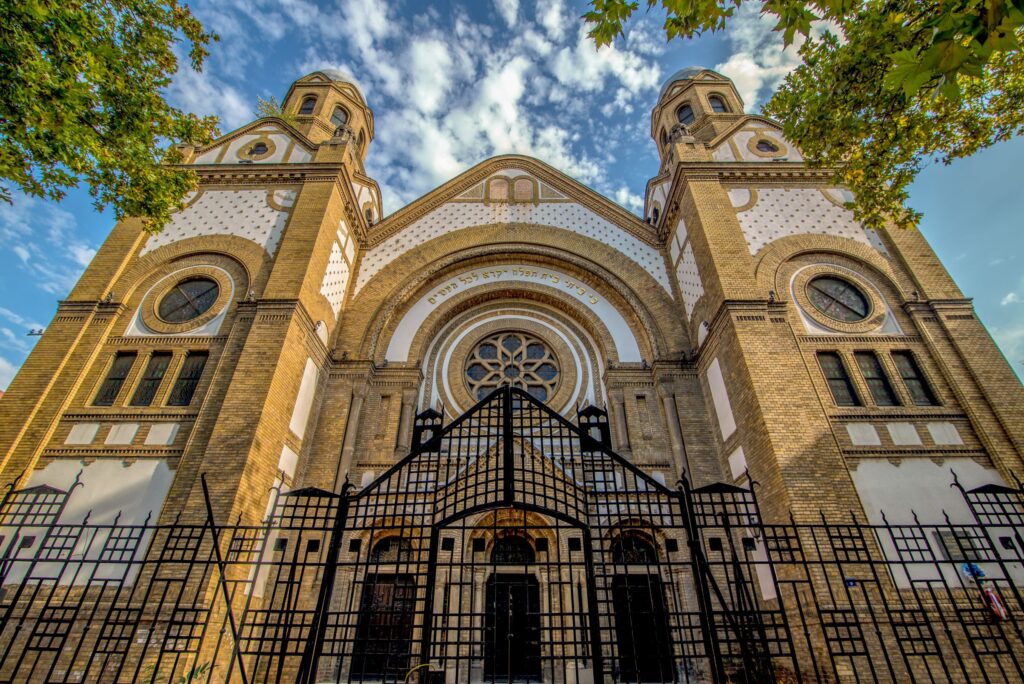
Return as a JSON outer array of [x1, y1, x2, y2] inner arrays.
[[0, 0, 1021, 389]]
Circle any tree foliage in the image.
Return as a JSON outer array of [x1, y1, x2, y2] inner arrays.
[[584, 0, 1024, 227], [255, 96, 297, 127], [0, 0, 221, 232]]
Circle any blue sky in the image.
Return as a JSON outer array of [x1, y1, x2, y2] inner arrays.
[[0, 0, 1021, 388]]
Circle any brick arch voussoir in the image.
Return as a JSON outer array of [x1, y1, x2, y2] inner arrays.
[[340, 225, 686, 359], [754, 234, 913, 299]]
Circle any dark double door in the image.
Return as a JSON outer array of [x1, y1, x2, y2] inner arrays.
[[484, 573, 542, 681]]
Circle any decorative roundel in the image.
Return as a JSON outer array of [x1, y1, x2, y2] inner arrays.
[[806, 275, 871, 322], [157, 277, 220, 323], [465, 332, 559, 402]]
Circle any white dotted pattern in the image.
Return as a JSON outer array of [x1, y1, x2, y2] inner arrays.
[[676, 242, 704, 319], [355, 202, 669, 293], [141, 189, 296, 256], [737, 188, 888, 256], [320, 221, 353, 317]]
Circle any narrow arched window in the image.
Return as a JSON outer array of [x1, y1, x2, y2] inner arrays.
[[651, 206, 660, 224], [676, 104, 695, 125], [660, 129, 668, 147], [298, 96, 316, 115], [364, 207, 374, 225], [611, 533, 658, 565], [491, 535, 535, 564], [708, 95, 728, 113], [369, 537, 414, 563], [331, 106, 349, 128]]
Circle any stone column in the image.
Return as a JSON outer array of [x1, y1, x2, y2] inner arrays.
[[335, 386, 365, 487], [658, 383, 688, 477], [610, 390, 630, 452], [395, 390, 417, 455]]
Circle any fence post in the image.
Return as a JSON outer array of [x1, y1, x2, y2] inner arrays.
[[676, 475, 726, 683], [297, 480, 353, 684], [201, 474, 250, 684]]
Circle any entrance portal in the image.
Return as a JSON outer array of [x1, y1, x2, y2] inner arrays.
[[484, 574, 541, 681]]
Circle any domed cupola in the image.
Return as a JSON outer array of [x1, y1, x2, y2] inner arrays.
[[650, 66, 744, 162]]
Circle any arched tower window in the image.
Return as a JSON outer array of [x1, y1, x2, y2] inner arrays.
[[676, 104, 695, 125], [651, 206, 660, 224], [611, 532, 658, 565], [491, 535, 536, 564], [298, 96, 317, 115], [331, 106, 349, 128], [369, 537, 414, 563], [660, 129, 668, 147], [708, 95, 729, 113]]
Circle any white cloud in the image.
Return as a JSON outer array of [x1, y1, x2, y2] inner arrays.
[[1001, 292, 1021, 305], [0, 328, 30, 354], [713, 3, 807, 108], [0, 193, 98, 296], [408, 39, 454, 114], [538, 0, 568, 41], [552, 26, 662, 95], [0, 356, 17, 391], [167, 64, 252, 130], [495, 0, 519, 28], [614, 187, 644, 213], [0, 307, 43, 331]]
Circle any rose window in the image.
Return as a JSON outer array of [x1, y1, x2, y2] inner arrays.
[[465, 332, 559, 402]]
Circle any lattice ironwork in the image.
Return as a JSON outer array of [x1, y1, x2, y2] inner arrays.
[[0, 386, 1020, 683]]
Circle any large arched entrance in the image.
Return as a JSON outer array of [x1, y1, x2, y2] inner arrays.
[[301, 386, 704, 684]]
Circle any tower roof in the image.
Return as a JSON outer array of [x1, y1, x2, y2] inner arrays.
[[659, 67, 727, 99]]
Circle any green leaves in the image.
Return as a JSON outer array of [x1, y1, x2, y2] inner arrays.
[[0, 0, 220, 233], [584, 0, 1024, 229]]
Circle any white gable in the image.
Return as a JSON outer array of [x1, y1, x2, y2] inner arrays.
[[193, 124, 313, 165], [354, 176, 670, 294], [711, 122, 803, 163]]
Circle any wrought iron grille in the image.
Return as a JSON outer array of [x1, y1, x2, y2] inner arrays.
[[0, 386, 1020, 683]]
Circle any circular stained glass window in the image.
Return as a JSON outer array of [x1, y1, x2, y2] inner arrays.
[[158, 277, 220, 323], [806, 276, 870, 322], [465, 332, 559, 402]]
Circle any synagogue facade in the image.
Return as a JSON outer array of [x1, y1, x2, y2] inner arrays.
[[0, 69, 1021, 683]]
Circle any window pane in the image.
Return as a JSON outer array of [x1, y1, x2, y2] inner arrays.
[[130, 353, 172, 406], [299, 97, 316, 115], [855, 352, 899, 406], [676, 105, 694, 125], [331, 106, 349, 127], [817, 352, 860, 406], [93, 352, 137, 406], [167, 352, 208, 406], [892, 351, 938, 406], [709, 96, 728, 113]]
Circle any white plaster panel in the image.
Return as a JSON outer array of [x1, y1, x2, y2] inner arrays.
[[731, 128, 804, 162], [140, 188, 296, 256], [847, 423, 881, 446], [27, 458, 174, 525], [320, 240, 351, 317], [851, 458, 1002, 525], [355, 202, 669, 293], [289, 359, 319, 440], [278, 445, 299, 479], [728, 188, 751, 208], [887, 422, 922, 446], [736, 188, 889, 256], [676, 242, 704, 319], [144, 423, 180, 446], [674, 217, 688, 248], [927, 422, 964, 446], [728, 446, 748, 479], [711, 144, 737, 162], [360, 470, 375, 487], [105, 423, 139, 445], [706, 357, 737, 440], [194, 130, 311, 164], [386, 264, 642, 363], [65, 423, 100, 445]]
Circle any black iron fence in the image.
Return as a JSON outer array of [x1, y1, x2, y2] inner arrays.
[[0, 386, 1021, 683]]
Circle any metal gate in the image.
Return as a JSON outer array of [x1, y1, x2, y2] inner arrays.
[[0, 386, 1022, 682]]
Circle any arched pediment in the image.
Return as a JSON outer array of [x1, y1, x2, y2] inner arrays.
[[355, 156, 670, 296]]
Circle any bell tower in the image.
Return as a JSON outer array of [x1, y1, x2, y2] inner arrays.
[[650, 67, 745, 165], [284, 70, 374, 172]]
